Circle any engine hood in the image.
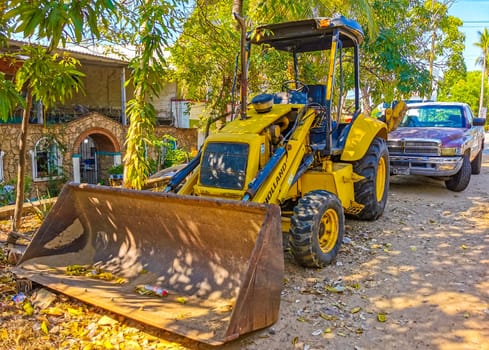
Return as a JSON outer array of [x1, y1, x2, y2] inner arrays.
[[389, 127, 465, 146]]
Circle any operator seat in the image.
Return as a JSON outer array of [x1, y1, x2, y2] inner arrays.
[[307, 84, 327, 105]]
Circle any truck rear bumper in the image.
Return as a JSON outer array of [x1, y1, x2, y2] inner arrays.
[[389, 155, 463, 176]]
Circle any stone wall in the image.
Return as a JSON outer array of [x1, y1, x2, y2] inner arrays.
[[0, 113, 198, 197], [1, 43, 199, 199]]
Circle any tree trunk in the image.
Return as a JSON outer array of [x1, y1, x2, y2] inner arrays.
[[232, 0, 243, 30], [231, 0, 242, 17], [12, 89, 32, 232], [361, 85, 371, 117], [428, 0, 436, 100]]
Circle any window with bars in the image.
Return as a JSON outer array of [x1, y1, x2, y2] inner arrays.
[[31, 137, 63, 180]]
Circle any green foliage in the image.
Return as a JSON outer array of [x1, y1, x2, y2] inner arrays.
[[172, 0, 464, 117], [5, 0, 117, 50], [23, 175, 32, 198], [0, 2, 7, 45], [474, 28, 489, 114], [0, 176, 32, 207], [108, 164, 124, 175], [474, 28, 489, 69], [438, 71, 486, 115], [359, 0, 464, 109], [0, 73, 25, 121], [148, 135, 189, 172], [47, 175, 66, 197], [0, 183, 15, 206], [123, 2, 183, 190], [4, 0, 186, 191], [158, 136, 190, 168], [14, 47, 85, 110], [249, 0, 377, 35], [28, 188, 54, 221], [2, 1, 108, 230], [170, 1, 239, 117], [171, 0, 378, 123], [124, 98, 157, 189], [163, 148, 189, 168]]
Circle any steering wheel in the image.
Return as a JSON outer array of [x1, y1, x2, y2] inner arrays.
[[281, 80, 308, 94]]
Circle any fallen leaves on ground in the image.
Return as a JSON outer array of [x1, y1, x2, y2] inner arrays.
[[1, 215, 193, 350]]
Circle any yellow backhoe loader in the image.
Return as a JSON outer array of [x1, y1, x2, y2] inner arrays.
[[13, 16, 405, 345]]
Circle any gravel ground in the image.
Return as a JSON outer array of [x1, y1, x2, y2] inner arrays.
[[1, 152, 488, 350]]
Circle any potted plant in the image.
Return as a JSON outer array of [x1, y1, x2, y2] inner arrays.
[[108, 164, 123, 181]]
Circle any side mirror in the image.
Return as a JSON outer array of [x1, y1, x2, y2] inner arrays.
[[473, 117, 486, 127]]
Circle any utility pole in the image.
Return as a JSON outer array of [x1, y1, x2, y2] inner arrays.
[[429, 0, 436, 100]]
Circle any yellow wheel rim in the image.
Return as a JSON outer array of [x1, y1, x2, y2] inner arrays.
[[318, 208, 339, 253], [376, 156, 386, 202]]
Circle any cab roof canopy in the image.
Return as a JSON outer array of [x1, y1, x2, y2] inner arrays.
[[250, 16, 364, 53]]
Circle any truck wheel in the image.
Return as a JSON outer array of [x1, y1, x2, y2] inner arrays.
[[289, 190, 344, 268], [445, 153, 471, 191], [471, 149, 483, 175], [350, 137, 389, 221]]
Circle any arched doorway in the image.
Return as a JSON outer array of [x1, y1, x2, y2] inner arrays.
[[73, 128, 121, 185]]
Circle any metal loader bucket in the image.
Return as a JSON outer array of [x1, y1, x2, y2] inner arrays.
[[12, 183, 284, 345]]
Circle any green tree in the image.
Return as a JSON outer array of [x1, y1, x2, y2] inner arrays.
[[3, 0, 185, 197], [171, 0, 376, 125], [173, 1, 464, 119], [475, 28, 489, 116], [170, 1, 239, 122], [359, 0, 464, 114], [429, 2, 466, 99], [422, 0, 463, 97], [248, 0, 377, 34], [0, 73, 24, 119], [438, 71, 483, 113], [2, 0, 115, 233], [0, 2, 7, 46], [121, 1, 184, 189]]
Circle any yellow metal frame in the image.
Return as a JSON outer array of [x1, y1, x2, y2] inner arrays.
[[298, 162, 357, 209], [192, 133, 265, 199], [251, 108, 316, 205], [340, 113, 387, 162]]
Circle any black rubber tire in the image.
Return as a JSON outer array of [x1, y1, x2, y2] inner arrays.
[[471, 149, 483, 175], [289, 190, 344, 268], [445, 153, 471, 192], [350, 137, 389, 221]]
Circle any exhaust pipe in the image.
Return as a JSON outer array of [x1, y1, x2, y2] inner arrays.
[[233, 13, 248, 120]]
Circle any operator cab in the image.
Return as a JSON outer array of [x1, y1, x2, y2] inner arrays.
[[249, 16, 364, 156]]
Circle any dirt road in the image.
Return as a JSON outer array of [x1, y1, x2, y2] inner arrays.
[[216, 152, 489, 349], [1, 144, 488, 350]]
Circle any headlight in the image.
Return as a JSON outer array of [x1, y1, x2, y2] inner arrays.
[[440, 147, 460, 156]]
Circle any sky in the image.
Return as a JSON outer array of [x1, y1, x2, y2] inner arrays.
[[448, 0, 489, 71]]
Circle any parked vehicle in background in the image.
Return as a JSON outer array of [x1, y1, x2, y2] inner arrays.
[[387, 102, 486, 192]]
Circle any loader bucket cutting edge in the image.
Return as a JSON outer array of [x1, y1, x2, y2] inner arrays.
[[12, 183, 284, 345]]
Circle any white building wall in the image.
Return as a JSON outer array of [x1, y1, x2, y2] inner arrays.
[[153, 81, 178, 125]]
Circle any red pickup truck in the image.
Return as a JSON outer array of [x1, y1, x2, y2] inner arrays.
[[387, 102, 486, 192]]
